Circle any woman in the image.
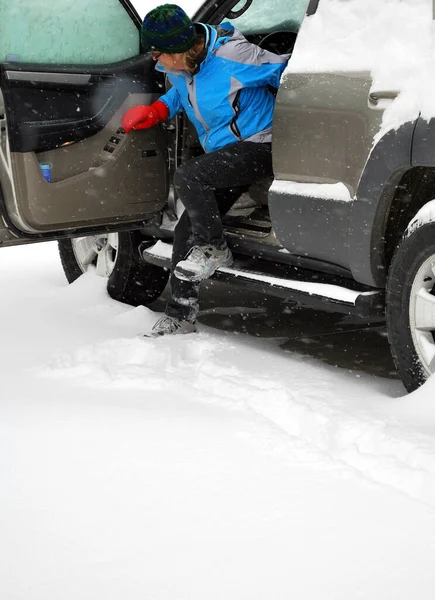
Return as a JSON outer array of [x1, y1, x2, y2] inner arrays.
[[122, 4, 289, 336]]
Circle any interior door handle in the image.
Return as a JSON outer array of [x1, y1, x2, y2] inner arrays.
[[368, 91, 399, 106], [90, 76, 116, 88]]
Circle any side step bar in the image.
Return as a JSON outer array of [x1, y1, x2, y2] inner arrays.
[[141, 241, 385, 318]]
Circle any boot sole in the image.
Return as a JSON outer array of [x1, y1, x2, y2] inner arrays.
[[144, 326, 198, 338]]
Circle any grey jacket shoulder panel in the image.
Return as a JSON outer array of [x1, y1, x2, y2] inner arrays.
[[214, 28, 289, 66]]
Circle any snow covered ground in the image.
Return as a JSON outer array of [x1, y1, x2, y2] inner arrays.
[[2, 1, 435, 597], [1, 242, 435, 599]]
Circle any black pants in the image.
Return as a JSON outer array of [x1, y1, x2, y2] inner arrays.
[[166, 141, 273, 322]]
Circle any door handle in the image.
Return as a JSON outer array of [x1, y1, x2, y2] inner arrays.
[[90, 75, 116, 88], [368, 91, 399, 107]]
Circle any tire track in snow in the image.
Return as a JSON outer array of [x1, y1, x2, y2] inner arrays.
[[39, 332, 435, 507]]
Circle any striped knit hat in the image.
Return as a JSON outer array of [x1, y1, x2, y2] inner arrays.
[[141, 4, 197, 54]]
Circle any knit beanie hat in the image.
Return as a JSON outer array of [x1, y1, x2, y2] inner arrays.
[[141, 4, 197, 53]]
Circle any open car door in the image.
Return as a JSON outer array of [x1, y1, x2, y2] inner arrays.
[[0, 0, 169, 243]]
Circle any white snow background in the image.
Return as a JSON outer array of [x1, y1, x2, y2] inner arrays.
[[2, 1, 435, 598], [1, 242, 435, 599]]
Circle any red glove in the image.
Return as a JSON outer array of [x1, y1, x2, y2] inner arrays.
[[121, 100, 169, 133]]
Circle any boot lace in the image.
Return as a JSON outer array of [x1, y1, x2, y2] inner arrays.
[[185, 245, 209, 265], [152, 316, 181, 334]]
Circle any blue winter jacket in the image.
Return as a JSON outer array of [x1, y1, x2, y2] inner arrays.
[[156, 22, 290, 154]]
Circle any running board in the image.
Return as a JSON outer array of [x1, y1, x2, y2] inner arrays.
[[141, 241, 385, 318], [223, 207, 272, 238]]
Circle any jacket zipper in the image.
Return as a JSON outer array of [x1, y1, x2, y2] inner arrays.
[[186, 72, 211, 148]]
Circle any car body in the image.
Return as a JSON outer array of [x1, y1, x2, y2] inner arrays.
[[1, 0, 435, 392]]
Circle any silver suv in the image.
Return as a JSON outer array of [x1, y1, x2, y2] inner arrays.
[[0, 0, 434, 393]]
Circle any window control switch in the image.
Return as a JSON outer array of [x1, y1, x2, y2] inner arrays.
[[110, 136, 120, 144], [104, 145, 115, 153]]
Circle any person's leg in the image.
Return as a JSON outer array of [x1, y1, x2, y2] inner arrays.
[[173, 142, 273, 248], [165, 185, 247, 323], [165, 209, 199, 323], [150, 142, 272, 335], [173, 142, 273, 282]]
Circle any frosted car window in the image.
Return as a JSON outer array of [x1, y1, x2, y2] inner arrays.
[[0, 0, 139, 65], [225, 0, 310, 34]]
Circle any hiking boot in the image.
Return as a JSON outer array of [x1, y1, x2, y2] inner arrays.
[[174, 244, 233, 282], [145, 316, 197, 337]]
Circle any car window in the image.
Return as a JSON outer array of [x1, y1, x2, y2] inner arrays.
[[224, 0, 311, 34], [0, 0, 139, 65]]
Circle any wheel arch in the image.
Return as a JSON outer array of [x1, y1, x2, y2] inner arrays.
[[384, 167, 435, 267], [349, 121, 418, 288]]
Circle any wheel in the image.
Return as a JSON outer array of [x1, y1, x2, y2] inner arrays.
[[386, 221, 435, 392], [58, 231, 169, 306]]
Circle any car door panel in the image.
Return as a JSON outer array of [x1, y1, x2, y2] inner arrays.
[[273, 72, 381, 193], [270, 38, 384, 273], [2, 58, 157, 153], [0, 0, 171, 241], [0, 56, 170, 236]]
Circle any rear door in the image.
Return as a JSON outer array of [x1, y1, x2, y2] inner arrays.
[[270, 0, 387, 271], [0, 0, 169, 242]]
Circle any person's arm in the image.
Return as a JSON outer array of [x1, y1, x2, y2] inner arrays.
[[121, 86, 183, 132], [157, 85, 184, 119], [217, 34, 289, 89]]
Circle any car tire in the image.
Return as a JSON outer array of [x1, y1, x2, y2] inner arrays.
[[58, 231, 169, 306], [386, 222, 435, 392]]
